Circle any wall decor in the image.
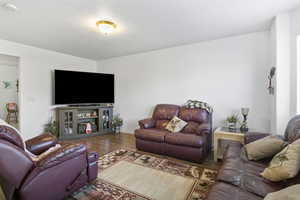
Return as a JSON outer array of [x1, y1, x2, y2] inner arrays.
[[2, 81, 11, 89], [268, 67, 276, 95], [240, 107, 249, 132]]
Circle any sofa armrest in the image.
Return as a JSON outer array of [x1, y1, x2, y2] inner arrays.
[[245, 132, 270, 144], [35, 144, 86, 169], [25, 133, 57, 155], [197, 123, 211, 135], [88, 151, 99, 163], [138, 118, 155, 129]]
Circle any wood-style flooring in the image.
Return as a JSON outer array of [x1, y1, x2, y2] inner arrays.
[[61, 133, 220, 170]]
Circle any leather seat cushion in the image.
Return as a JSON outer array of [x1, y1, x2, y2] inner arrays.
[[206, 182, 263, 200], [217, 156, 285, 197], [135, 129, 169, 143], [165, 133, 204, 148], [223, 141, 243, 160]]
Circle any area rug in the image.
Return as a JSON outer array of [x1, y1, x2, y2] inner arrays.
[[68, 149, 217, 200]]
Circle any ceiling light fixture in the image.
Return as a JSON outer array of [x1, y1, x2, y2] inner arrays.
[[2, 3, 18, 12], [96, 20, 117, 35]]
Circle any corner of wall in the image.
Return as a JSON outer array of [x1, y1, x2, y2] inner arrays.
[[96, 60, 104, 73], [271, 13, 291, 135]]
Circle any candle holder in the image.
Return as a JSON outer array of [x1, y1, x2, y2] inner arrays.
[[240, 108, 249, 132]]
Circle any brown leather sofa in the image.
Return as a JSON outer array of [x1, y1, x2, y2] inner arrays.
[[206, 115, 300, 200], [135, 104, 212, 163], [0, 125, 98, 200]]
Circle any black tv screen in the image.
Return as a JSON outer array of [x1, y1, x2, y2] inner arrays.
[[54, 70, 114, 105]]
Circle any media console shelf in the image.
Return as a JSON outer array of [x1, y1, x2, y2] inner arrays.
[[56, 105, 113, 140]]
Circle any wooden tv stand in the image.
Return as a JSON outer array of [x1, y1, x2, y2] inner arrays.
[[56, 105, 113, 140]]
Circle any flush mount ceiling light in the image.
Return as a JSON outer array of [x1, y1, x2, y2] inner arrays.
[[2, 3, 18, 11], [96, 20, 117, 35]]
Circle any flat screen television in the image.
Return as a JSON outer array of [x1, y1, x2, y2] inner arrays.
[[54, 70, 114, 105]]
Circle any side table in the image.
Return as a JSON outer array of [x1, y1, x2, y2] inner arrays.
[[213, 127, 245, 162]]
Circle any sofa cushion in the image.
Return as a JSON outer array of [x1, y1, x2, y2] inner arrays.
[[261, 138, 300, 182], [264, 184, 300, 200], [206, 182, 263, 200], [152, 104, 180, 120], [223, 141, 243, 160], [165, 116, 187, 133], [181, 121, 200, 134], [284, 115, 300, 144], [165, 132, 204, 148], [245, 135, 287, 161], [135, 129, 168, 143], [155, 120, 169, 130], [218, 143, 286, 197], [179, 107, 209, 123]]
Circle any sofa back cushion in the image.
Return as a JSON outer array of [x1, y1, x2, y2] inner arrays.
[[155, 120, 169, 130], [182, 121, 200, 134], [285, 115, 300, 143], [0, 119, 24, 150], [179, 108, 210, 134], [152, 104, 180, 121]]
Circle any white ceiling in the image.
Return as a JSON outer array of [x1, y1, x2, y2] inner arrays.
[[0, 0, 299, 60]]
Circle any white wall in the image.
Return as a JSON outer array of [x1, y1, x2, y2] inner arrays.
[[98, 32, 271, 134], [269, 10, 300, 135], [290, 8, 300, 115], [0, 39, 97, 139], [270, 14, 291, 135], [0, 54, 19, 120], [270, 21, 277, 134]]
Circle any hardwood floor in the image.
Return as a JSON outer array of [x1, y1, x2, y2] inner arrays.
[[61, 133, 220, 170]]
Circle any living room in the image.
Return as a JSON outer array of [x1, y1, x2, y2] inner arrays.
[[0, 0, 300, 200]]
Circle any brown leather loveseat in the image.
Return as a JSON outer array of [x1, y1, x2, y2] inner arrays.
[[206, 115, 300, 200], [135, 104, 212, 163]]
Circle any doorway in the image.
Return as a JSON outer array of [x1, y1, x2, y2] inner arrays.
[[0, 54, 20, 129]]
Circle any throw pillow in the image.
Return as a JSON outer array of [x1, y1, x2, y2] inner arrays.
[[261, 138, 300, 182], [165, 116, 187, 133], [264, 184, 300, 200], [245, 135, 287, 161]]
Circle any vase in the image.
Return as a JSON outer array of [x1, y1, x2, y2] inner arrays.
[[228, 122, 237, 131], [113, 126, 121, 134]]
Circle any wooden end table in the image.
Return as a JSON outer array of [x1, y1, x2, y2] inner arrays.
[[213, 127, 245, 162]]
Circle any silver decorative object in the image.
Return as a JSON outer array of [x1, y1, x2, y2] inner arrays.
[[240, 108, 249, 132], [268, 67, 276, 95]]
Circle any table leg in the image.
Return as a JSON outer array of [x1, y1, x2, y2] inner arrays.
[[214, 136, 218, 162]]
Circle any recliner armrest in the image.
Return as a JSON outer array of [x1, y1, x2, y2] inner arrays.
[[25, 133, 57, 155], [138, 118, 155, 129], [245, 132, 270, 144], [88, 151, 98, 163], [197, 123, 211, 135], [36, 144, 86, 169]]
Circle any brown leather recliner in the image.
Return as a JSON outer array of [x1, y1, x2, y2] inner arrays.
[[0, 125, 98, 200], [206, 115, 300, 200], [135, 104, 212, 163]]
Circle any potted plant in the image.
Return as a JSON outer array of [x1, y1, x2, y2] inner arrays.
[[112, 114, 123, 134], [44, 119, 58, 136], [226, 114, 239, 130]]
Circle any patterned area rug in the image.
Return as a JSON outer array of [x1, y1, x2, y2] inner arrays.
[[68, 149, 217, 200]]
